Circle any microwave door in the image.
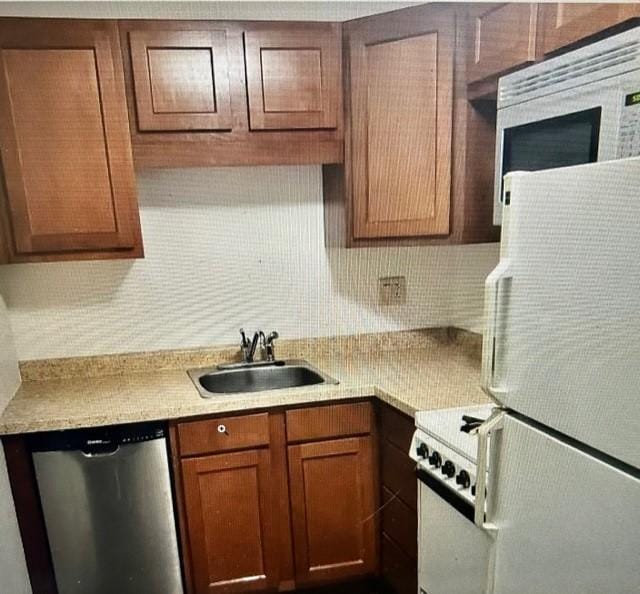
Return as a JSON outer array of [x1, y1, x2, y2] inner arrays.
[[482, 157, 640, 468], [493, 74, 628, 225]]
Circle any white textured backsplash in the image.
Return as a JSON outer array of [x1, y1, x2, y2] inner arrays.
[[0, 295, 20, 410], [0, 166, 498, 361]]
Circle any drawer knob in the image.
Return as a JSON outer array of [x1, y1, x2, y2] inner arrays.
[[217, 424, 227, 434]]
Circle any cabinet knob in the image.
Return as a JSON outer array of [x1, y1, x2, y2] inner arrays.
[[217, 424, 227, 434]]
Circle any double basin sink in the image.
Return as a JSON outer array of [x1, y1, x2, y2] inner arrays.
[[188, 360, 339, 398]]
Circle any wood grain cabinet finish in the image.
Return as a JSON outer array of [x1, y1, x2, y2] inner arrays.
[[177, 412, 270, 456], [128, 28, 233, 131], [0, 19, 142, 263], [323, 4, 500, 249], [539, 3, 640, 56], [378, 403, 418, 593], [348, 7, 454, 240], [285, 401, 372, 442], [381, 534, 418, 594], [244, 25, 340, 130], [181, 448, 279, 594], [467, 3, 539, 83], [120, 20, 343, 168], [287, 436, 377, 587]]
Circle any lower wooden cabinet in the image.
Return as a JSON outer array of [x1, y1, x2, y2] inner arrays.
[[180, 449, 279, 593], [288, 436, 377, 587], [173, 401, 378, 594], [378, 403, 418, 594], [381, 534, 418, 594]]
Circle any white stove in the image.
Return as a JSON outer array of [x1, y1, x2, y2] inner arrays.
[[410, 404, 496, 594], [410, 404, 495, 510]]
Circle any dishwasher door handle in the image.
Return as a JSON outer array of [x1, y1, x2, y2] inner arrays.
[[81, 442, 120, 457]]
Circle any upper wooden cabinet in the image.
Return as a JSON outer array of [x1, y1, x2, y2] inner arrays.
[[120, 21, 343, 168], [0, 19, 142, 263], [467, 3, 539, 83], [244, 25, 340, 130], [349, 6, 454, 240], [325, 4, 499, 247], [539, 3, 640, 56], [129, 28, 233, 132]]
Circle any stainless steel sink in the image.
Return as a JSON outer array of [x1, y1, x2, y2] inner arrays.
[[188, 360, 339, 397]]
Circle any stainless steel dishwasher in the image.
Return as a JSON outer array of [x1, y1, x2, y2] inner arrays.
[[31, 422, 184, 594]]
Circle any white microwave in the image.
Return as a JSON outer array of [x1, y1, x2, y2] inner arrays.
[[493, 26, 640, 224]]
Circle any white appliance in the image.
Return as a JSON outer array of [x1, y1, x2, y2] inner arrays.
[[410, 404, 495, 594], [413, 157, 640, 594], [493, 26, 640, 224]]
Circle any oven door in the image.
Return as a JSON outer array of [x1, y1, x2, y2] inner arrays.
[[417, 471, 493, 594], [493, 75, 629, 225]]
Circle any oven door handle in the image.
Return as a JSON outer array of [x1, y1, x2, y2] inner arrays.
[[475, 409, 506, 531]]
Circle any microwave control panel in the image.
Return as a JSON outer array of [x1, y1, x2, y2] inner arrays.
[[619, 90, 640, 158]]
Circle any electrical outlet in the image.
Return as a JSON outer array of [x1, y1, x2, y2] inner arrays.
[[379, 276, 407, 305]]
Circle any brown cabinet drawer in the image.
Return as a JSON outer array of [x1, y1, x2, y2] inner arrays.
[[381, 534, 417, 594], [382, 486, 417, 560], [177, 412, 270, 456], [381, 440, 417, 512], [286, 401, 372, 443], [379, 403, 415, 453]]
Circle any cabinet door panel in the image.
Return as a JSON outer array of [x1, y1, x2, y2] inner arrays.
[[129, 29, 232, 131], [540, 3, 640, 55], [467, 3, 538, 83], [244, 26, 340, 130], [381, 440, 417, 512], [181, 449, 278, 594], [381, 534, 417, 594], [0, 20, 140, 257], [350, 10, 454, 239], [288, 436, 377, 586]]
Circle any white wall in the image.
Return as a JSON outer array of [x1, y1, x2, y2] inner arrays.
[[0, 1, 419, 21], [0, 166, 498, 361], [0, 297, 31, 594], [0, 296, 20, 404]]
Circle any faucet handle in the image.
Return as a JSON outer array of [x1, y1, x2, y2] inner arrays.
[[239, 328, 249, 348], [263, 331, 279, 362]]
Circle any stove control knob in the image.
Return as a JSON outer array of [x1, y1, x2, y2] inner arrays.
[[416, 442, 429, 459], [428, 451, 442, 468], [455, 470, 471, 489], [442, 460, 456, 478]]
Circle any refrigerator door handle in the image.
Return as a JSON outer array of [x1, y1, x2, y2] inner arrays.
[[481, 259, 512, 398], [475, 409, 506, 531]]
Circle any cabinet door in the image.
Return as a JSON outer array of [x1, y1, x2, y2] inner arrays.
[[540, 3, 640, 55], [348, 8, 454, 239], [467, 3, 539, 83], [181, 449, 278, 594], [287, 436, 377, 586], [0, 19, 141, 259], [244, 25, 340, 130], [128, 28, 233, 131]]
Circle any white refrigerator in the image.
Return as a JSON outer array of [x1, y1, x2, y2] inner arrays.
[[480, 157, 640, 594]]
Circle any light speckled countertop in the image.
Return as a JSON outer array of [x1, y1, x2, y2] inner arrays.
[[0, 328, 490, 435]]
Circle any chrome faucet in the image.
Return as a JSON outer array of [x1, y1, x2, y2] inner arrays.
[[238, 328, 279, 363], [239, 328, 260, 363]]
